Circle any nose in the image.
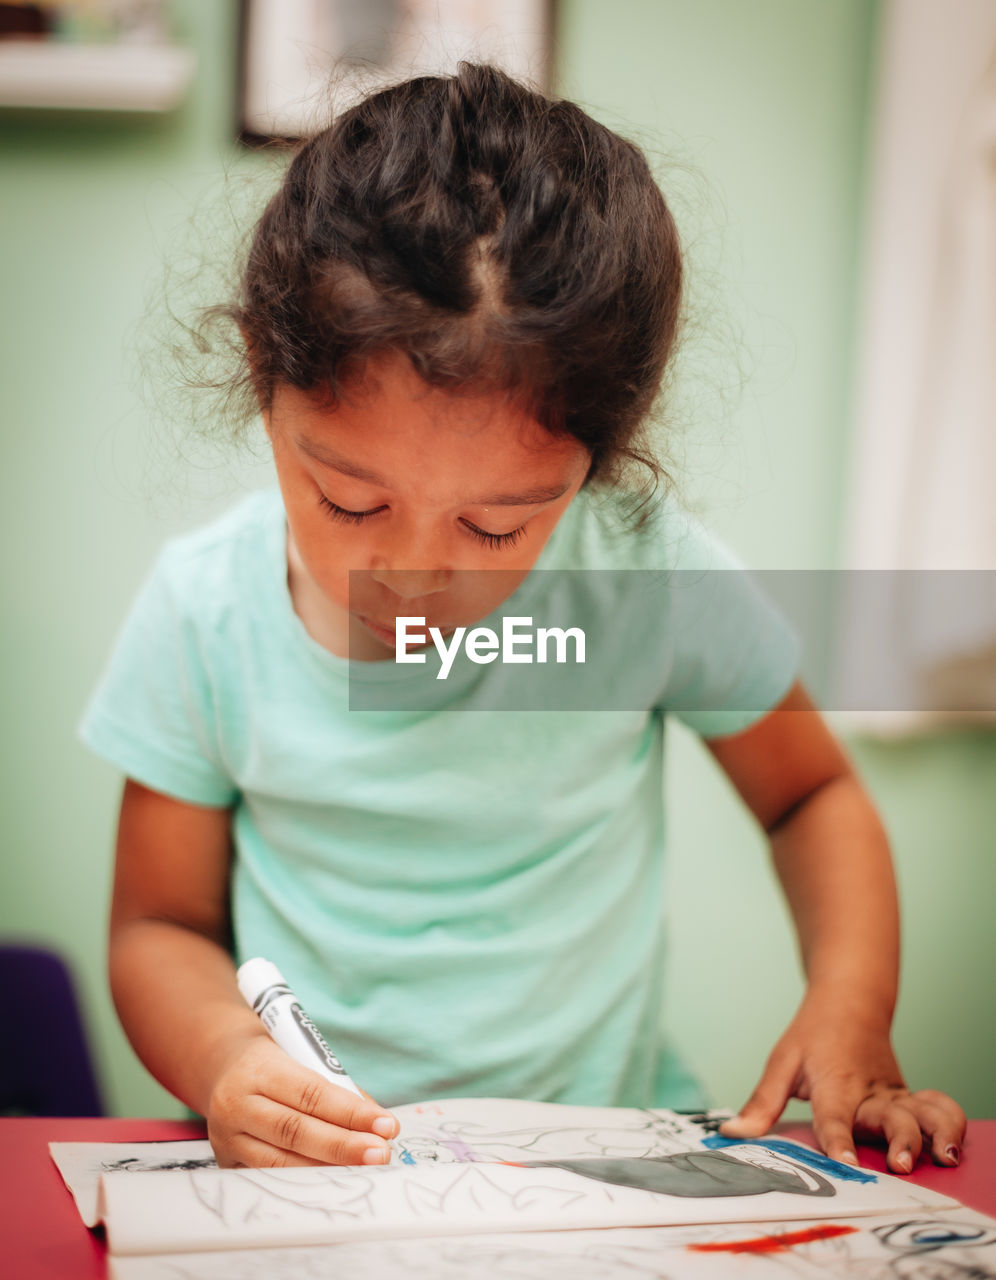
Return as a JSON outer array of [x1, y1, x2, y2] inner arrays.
[[370, 565, 452, 599]]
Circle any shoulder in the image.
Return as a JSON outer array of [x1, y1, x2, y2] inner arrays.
[[153, 488, 282, 613]]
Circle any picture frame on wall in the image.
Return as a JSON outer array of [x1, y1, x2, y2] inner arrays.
[[239, 0, 554, 143]]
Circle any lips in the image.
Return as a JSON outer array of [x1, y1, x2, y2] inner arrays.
[[358, 616, 397, 644], [359, 614, 455, 638]]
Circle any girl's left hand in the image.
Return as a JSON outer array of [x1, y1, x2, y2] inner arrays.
[[717, 994, 967, 1174]]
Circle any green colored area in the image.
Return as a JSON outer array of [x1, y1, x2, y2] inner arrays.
[[2, 0, 992, 1121]]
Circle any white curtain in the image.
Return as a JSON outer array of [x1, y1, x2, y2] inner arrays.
[[835, 0, 996, 734]]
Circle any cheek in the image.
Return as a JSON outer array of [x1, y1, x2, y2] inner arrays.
[[450, 566, 533, 625], [293, 511, 357, 599]]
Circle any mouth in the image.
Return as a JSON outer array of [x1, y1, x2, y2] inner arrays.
[[357, 615, 398, 645], [357, 615, 456, 646]]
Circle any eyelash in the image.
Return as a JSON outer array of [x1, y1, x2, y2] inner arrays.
[[317, 495, 527, 550], [318, 495, 371, 526]]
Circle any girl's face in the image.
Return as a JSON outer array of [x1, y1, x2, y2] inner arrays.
[[264, 351, 591, 661]]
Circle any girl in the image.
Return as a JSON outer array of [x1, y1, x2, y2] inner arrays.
[[81, 63, 965, 1173]]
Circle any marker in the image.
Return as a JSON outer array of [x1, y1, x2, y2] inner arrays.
[[236, 957, 364, 1098]]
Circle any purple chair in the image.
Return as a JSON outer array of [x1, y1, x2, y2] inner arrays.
[[0, 944, 104, 1116]]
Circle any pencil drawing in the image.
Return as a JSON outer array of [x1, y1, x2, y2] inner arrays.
[[100, 1154, 218, 1174], [402, 1163, 594, 1217], [390, 1104, 712, 1165], [188, 1165, 379, 1226]]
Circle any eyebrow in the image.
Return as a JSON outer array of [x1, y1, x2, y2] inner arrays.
[[295, 437, 571, 506]]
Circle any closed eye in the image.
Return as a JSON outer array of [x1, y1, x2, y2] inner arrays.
[[318, 494, 526, 550], [318, 495, 386, 524], [459, 520, 526, 549]]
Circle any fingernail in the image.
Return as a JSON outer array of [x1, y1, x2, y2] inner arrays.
[[895, 1150, 913, 1173], [945, 1144, 960, 1165], [362, 1145, 389, 1165], [839, 1150, 858, 1166], [372, 1115, 397, 1138]]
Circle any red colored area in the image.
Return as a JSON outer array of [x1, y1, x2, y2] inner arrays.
[[688, 1223, 858, 1254]]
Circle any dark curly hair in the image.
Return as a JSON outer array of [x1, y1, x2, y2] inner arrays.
[[207, 62, 684, 518]]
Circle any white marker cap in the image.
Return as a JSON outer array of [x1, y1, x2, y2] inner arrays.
[[237, 957, 286, 1005]]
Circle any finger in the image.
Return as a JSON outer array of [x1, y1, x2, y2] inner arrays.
[[244, 1093, 393, 1166], [720, 1047, 800, 1138], [809, 1082, 860, 1166], [358, 1088, 401, 1137], [910, 1087, 968, 1133], [268, 1064, 399, 1139], [222, 1132, 340, 1169], [854, 1094, 923, 1174], [852, 1094, 922, 1173], [903, 1092, 967, 1166]]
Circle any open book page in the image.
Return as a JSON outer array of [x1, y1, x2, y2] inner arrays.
[[84, 1101, 958, 1256], [107, 1207, 996, 1280], [51, 1099, 721, 1226], [50, 1139, 216, 1228], [391, 1098, 731, 1161], [96, 1157, 958, 1256]]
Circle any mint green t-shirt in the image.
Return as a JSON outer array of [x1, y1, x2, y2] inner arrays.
[[79, 485, 800, 1111]]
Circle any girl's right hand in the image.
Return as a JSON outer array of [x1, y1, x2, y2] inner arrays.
[[205, 1033, 399, 1168]]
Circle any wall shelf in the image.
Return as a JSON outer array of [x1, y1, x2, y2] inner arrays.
[[0, 41, 195, 112]]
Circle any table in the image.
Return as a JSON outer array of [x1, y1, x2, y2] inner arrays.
[[4, 1117, 994, 1279]]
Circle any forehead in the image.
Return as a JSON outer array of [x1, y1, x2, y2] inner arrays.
[[270, 354, 586, 496]]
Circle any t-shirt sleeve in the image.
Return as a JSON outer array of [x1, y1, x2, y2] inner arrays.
[[78, 544, 238, 807], [655, 512, 802, 739]]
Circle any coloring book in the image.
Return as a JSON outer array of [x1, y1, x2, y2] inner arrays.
[[94, 1209, 996, 1280], [51, 1099, 985, 1277]]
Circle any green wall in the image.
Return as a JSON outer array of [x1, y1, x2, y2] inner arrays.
[[2, 1, 993, 1122]]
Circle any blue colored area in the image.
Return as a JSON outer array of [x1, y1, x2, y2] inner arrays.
[[399, 1149, 415, 1165], [702, 1134, 878, 1184]]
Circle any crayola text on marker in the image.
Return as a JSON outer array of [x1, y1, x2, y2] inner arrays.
[[236, 957, 364, 1097]]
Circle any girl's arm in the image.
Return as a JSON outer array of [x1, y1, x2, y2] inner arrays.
[[109, 778, 398, 1165], [701, 680, 966, 1173]]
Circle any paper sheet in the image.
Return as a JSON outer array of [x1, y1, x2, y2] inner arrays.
[[106, 1207, 996, 1280], [49, 1139, 216, 1227]]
